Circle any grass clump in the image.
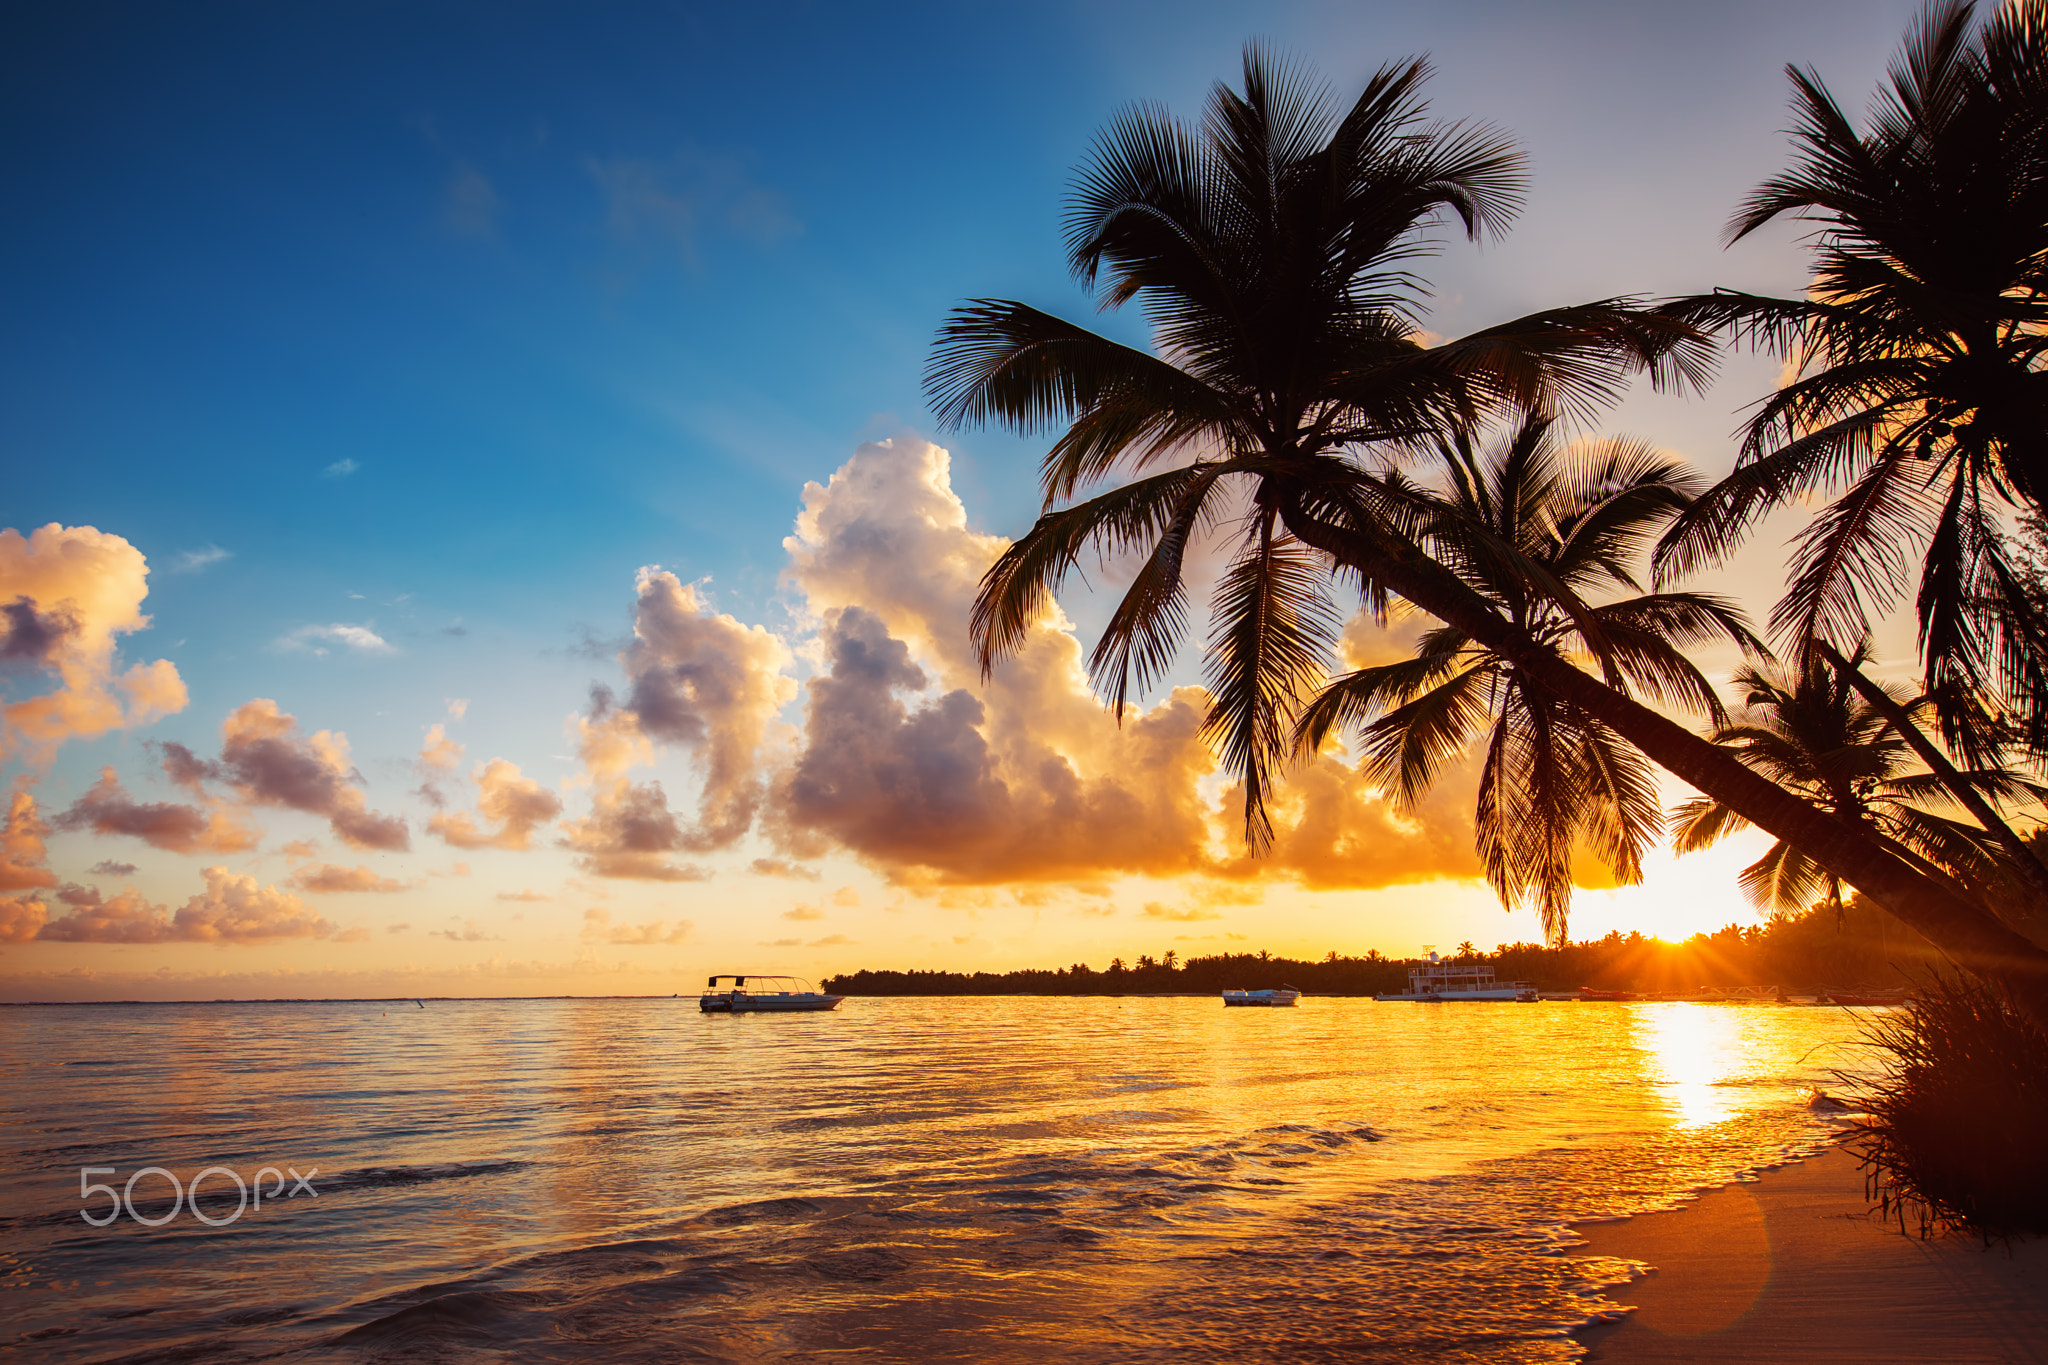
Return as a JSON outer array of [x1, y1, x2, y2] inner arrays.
[[1851, 974, 2048, 1241]]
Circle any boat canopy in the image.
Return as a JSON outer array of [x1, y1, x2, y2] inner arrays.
[[704, 974, 817, 991]]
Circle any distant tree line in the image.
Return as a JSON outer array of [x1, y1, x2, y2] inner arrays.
[[824, 897, 1946, 997]]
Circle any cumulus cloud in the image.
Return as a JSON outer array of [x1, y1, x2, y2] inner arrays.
[[89, 860, 138, 876], [557, 775, 712, 881], [762, 438, 1485, 893], [495, 889, 552, 902], [291, 863, 413, 894], [607, 568, 794, 851], [276, 624, 395, 656], [580, 907, 691, 945], [322, 459, 359, 479], [0, 788, 58, 892], [433, 920, 499, 942], [0, 524, 188, 762], [807, 933, 853, 946], [782, 904, 824, 921], [0, 893, 47, 942], [428, 758, 562, 851], [163, 700, 409, 851], [38, 867, 336, 943], [52, 768, 260, 854]]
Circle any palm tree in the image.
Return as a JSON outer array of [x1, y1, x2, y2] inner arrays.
[[1295, 415, 1761, 943], [1662, 0, 2048, 761], [927, 45, 2048, 1023], [1673, 644, 2044, 915]]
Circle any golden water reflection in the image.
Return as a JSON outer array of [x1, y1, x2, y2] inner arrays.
[[1637, 1003, 1748, 1129]]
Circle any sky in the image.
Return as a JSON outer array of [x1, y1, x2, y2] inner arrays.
[[0, 0, 1935, 1001]]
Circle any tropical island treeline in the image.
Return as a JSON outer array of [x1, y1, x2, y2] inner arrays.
[[824, 897, 1942, 997]]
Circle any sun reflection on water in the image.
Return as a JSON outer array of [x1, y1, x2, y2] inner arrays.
[[1638, 1003, 1748, 1129]]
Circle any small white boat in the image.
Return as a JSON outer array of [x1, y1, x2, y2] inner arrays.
[[698, 975, 845, 1013], [1375, 953, 1538, 1003], [1223, 986, 1301, 1007]]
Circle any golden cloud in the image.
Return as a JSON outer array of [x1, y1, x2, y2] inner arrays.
[[0, 524, 188, 762]]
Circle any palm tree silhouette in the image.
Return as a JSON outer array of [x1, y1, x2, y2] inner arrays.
[[927, 44, 2048, 1021], [1673, 643, 2044, 915], [1294, 414, 1760, 943], [1664, 0, 2048, 760]]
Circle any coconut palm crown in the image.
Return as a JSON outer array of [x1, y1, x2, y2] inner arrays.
[[926, 46, 1712, 850], [1293, 414, 1763, 942], [1672, 643, 2045, 915], [1662, 0, 2048, 761]]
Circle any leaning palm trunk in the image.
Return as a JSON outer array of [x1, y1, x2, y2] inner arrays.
[[1278, 500, 2048, 1023]]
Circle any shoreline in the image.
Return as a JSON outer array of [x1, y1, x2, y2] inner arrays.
[[1570, 1141, 2048, 1362]]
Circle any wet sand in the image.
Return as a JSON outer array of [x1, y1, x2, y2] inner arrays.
[[1573, 1144, 2048, 1363]]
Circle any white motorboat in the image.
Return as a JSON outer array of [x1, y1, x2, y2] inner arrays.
[[1375, 953, 1537, 1002], [1223, 986, 1301, 1007], [698, 975, 845, 1013]]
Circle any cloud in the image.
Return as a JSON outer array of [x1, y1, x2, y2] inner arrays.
[[580, 907, 691, 945], [443, 161, 500, 238], [428, 758, 562, 851], [1141, 901, 1223, 922], [38, 867, 336, 943], [171, 545, 230, 573], [52, 768, 260, 853], [604, 568, 795, 851], [807, 934, 853, 946], [433, 919, 500, 942], [587, 149, 800, 266], [769, 603, 1216, 885], [164, 700, 409, 851], [750, 857, 820, 881], [760, 937, 801, 947], [291, 863, 413, 894], [0, 893, 47, 942], [0, 788, 58, 891], [762, 438, 1485, 893], [322, 459, 359, 479], [419, 723, 463, 775], [782, 904, 824, 921], [495, 889, 552, 903], [89, 860, 138, 876], [557, 775, 713, 881], [277, 624, 395, 656], [0, 524, 188, 762], [388, 922, 410, 933]]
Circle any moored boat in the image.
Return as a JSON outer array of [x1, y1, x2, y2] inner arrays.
[[1577, 987, 1640, 1002], [1376, 953, 1538, 1002], [1222, 987, 1301, 1007], [699, 975, 844, 1012]]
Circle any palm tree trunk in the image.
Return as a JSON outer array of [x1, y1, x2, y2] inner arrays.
[[1279, 502, 2048, 1027], [1815, 641, 2048, 912]]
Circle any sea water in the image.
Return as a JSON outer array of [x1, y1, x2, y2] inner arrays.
[[0, 996, 1869, 1362]]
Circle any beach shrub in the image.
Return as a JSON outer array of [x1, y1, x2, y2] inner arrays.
[[1851, 974, 2048, 1240]]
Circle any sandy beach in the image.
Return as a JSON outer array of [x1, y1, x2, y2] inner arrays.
[[1573, 1143, 2048, 1363]]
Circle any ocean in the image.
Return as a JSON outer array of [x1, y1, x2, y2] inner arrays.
[[0, 995, 1868, 1362]]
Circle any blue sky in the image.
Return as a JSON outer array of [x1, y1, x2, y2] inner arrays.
[[0, 0, 1932, 998]]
